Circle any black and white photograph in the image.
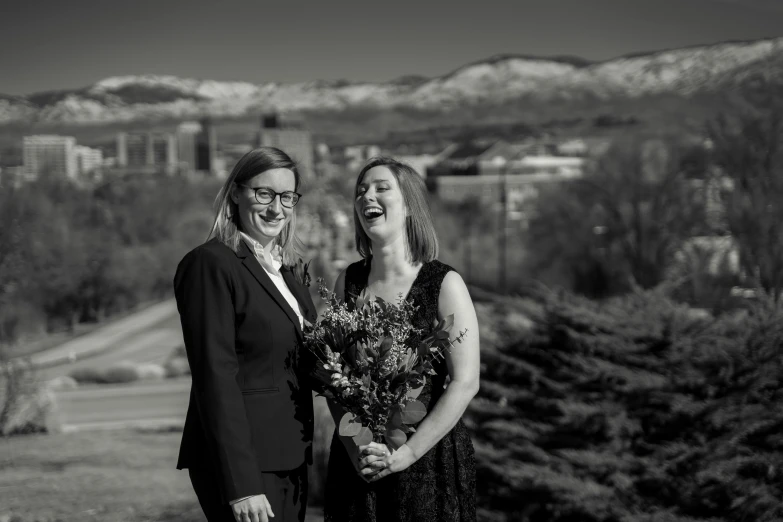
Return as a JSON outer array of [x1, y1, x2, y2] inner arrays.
[[1, 1, 782, 521]]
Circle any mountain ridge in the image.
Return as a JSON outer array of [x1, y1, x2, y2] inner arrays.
[[2, 36, 781, 131]]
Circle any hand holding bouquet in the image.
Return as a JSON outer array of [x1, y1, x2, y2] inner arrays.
[[305, 280, 467, 451]]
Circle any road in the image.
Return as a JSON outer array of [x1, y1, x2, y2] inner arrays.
[[28, 299, 189, 432], [31, 299, 180, 368], [40, 314, 183, 382], [53, 379, 191, 432]]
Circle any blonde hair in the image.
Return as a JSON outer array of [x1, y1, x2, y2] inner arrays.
[[208, 147, 302, 265], [354, 156, 438, 263]]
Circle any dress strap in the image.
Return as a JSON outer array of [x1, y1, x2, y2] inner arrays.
[[344, 258, 371, 309]]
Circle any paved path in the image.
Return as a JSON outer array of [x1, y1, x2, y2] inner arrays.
[[53, 379, 191, 433], [30, 299, 179, 368], [40, 316, 183, 382], [18, 298, 187, 431]]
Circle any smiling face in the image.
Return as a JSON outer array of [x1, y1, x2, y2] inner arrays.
[[355, 166, 407, 246], [231, 167, 296, 245]]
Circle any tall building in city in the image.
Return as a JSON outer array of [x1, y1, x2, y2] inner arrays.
[[116, 131, 146, 167], [23, 135, 78, 179], [116, 131, 177, 173], [196, 118, 218, 172], [176, 121, 200, 172], [116, 132, 128, 166], [258, 113, 314, 179], [127, 133, 148, 166], [175, 120, 217, 174], [150, 132, 178, 174]]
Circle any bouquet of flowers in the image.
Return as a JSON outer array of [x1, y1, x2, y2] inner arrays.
[[305, 279, 467, 450]]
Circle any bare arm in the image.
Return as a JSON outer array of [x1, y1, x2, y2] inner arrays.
[[334, 268, 347, 302], [404, 271, 480, 458]]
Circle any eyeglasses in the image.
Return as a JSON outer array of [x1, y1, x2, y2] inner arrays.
[[237, 184, 302, 208]]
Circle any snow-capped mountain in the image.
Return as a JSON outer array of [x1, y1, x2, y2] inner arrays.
[[2, 37, 781, 127]]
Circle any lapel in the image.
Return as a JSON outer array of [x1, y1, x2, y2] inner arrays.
[[236, 241, 304, 339], [280, 266, 317, 324]]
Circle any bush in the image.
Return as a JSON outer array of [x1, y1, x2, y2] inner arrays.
[[136, 363, 166, 381], [69, 362, 141, 385], [2, 387, 55, 436], [46, 375, 78, 391], [0, 359, 54, 436], [100, 362, 141, 384], [468, 288, 783, 521], [163, 356, 190, 379], [68, 367, 104, 384]]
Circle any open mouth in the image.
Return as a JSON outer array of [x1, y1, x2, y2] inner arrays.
[[363, 207, 384, 222]]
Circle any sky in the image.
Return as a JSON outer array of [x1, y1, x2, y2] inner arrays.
[[1, 0, 782, 96]]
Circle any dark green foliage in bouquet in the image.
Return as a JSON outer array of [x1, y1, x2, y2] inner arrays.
[[304, 279, 466, 450]]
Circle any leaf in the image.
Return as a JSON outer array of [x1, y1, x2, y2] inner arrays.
[[338, 412, 362, 437], [397, 349, 414, 372], [387, 410, 403, 430], [434, 331, 450, 341], [352, 427, 373, 446], [438, 314, 455, 332], [384, 428, 407, 450], [379, 336, 394, 357], [355, 290, 370, 311], [390, 371, 407, 389], [407, 385, 423, 400], [401, 400, 427, 424], [343, 339, 358, 368]]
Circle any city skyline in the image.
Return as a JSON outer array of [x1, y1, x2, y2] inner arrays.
[[1, 0, 782, 96]]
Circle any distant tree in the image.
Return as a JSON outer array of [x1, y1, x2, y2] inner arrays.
[[593, 114, 640, 128], [707, 67, 783, 301], [526, 136, 706, 297], [0, 184, 50, 342], [0, 172, 221, 345], [428, 194, 502, 290]]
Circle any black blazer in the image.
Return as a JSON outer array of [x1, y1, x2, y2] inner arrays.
[[173, 238, 317, 502]]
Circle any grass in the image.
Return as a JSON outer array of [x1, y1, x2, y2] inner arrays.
[[0, 429, 325, 522]]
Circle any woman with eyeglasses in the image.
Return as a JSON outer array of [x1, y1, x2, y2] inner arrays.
[[174, 147, 317, 522]]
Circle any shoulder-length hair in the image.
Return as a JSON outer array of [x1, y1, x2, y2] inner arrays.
[[354, 156, 438, 263], [208, 146, 302, 265]]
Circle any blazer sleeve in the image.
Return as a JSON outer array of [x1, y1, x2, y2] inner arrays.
[[174, 248, 263, 501]]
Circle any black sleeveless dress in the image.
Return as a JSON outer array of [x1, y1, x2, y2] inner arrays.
[[323, 258, 477, 522]]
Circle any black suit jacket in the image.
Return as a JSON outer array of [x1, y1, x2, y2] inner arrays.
[[173, 238, 317, 502]]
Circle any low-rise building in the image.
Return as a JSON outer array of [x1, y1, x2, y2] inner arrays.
[[258, 114, 314, 179], [117, 131, 178, 174], [23, 135, 78, 180], [75, 145, 104, 175], [343, 144, 382, 172]]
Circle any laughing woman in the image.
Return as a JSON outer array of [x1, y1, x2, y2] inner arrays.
[[324, 157, 479, 522], [174, 147, 317, 522]]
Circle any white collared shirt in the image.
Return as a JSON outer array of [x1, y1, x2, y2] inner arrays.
[[239, 232, 304, 329]]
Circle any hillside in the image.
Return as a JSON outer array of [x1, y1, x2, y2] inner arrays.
[[1, 37, 781, 138]]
